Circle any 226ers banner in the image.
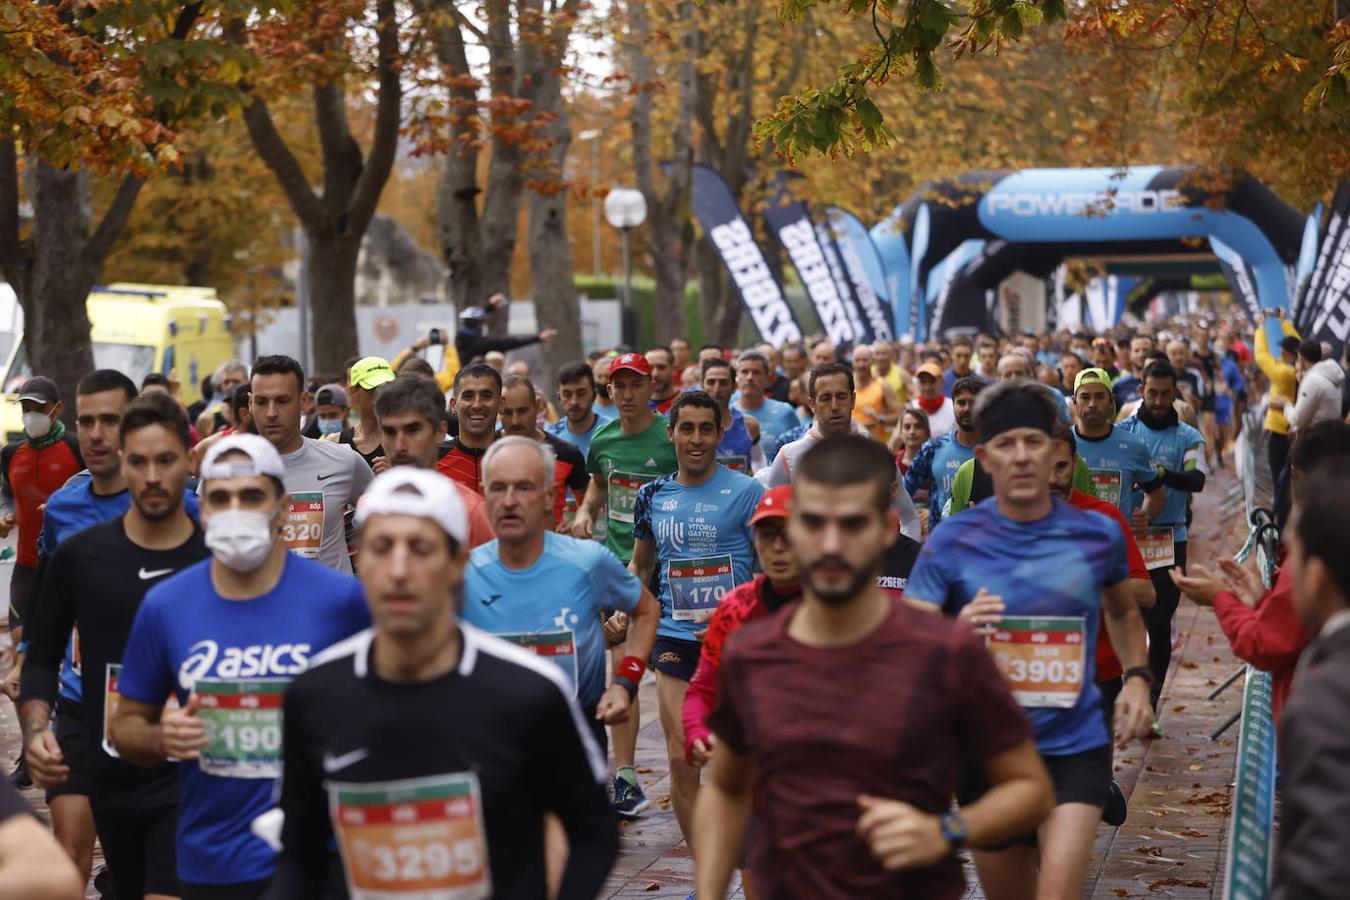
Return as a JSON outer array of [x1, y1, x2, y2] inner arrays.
[[987, 616, 1086, 708], [330, 773, 491, 900]]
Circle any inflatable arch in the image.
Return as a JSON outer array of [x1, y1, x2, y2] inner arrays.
[[869, 167, 1304, 338]]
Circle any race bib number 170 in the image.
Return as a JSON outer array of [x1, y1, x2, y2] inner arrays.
[[330, 772, 492, 900], [669, 555, 735, 621]]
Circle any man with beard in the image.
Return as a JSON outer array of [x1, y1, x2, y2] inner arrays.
[[700, 357, 763, 474], [21, 394, 212, 900], [646, 346, 681, 415], [1071, 368, 1165, 522], [547, 361, 611, 459], [499, 374, 589, 529], [438, 362, 503, 495], [693, 436, 1051, 899]]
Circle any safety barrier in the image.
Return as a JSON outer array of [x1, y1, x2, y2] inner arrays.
[[1221, 409, 1280, 900]]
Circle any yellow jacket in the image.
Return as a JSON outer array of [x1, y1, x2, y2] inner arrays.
[[390, 343, 459, 394], [1254, 318, 1299, 435]]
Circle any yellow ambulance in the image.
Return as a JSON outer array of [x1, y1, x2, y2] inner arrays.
[[0, 283, 235, 440]]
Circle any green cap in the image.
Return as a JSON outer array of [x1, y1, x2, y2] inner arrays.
[[349, 356, 396, 390], [1073, 366, 1113, 394]]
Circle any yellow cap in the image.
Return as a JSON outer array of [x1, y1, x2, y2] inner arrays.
[[1073, 367, 1113, 394], [349, 356, 396, 390]]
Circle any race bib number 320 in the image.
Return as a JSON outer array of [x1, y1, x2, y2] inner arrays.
[[987, 616, 1086, 708], [282, 491, 324, 558], [195, 677, 287, 779], [330, 772, 491, 900], [669, 555, 734, 621]]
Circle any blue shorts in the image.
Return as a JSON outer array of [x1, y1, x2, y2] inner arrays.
[[1214, 397, 1233, 425]]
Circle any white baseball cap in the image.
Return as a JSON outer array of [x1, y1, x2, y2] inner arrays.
[[200, 433, 286, 481], [355, 467, 467, 547]]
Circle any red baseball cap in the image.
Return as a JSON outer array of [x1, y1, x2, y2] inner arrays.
[[748, 485, 792, 526], [610, 353, 652, 377]]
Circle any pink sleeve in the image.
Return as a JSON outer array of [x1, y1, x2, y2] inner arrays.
[[682, 656, 717, 763]]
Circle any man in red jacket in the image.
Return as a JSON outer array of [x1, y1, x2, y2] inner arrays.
[[1171, 420, 1350, 727]]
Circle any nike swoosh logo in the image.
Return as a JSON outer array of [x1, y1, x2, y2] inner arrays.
[[316, 472, 338, 481], [482, 595, 501, 606], [323, 748, 370, 773], [138, 567, 174, 580]]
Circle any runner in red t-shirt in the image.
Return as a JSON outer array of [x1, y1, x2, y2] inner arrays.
[[682, 485, 800, 767], [694, 436, 1051, 900]]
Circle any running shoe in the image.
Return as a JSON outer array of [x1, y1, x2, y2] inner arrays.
[[8, 756, 30, 789], [612, 775, 650, 818], [1102, 780, 1128, 827]]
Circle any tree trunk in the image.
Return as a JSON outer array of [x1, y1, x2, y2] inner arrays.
[[696, 236, 741, 348], [305, 231, 363, 377], [479, 0, 525, 333]]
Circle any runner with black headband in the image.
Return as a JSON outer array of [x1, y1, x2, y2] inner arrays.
[[905, 380, 1154, 900]]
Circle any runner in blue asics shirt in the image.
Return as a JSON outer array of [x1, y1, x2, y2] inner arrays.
[[906, 379, 1153, 900], [464, 436, 660, 752], [631, 391, 763, 849], [1117, 360, 1206, 706], [112, 434, 369, 899], [1070, 367, 1165, 521]]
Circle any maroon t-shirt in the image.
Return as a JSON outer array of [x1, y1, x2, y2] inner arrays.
[[709, 597, 1032, 899]]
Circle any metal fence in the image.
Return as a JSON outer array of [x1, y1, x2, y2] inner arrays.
[[1221, 408, 1281, 900]]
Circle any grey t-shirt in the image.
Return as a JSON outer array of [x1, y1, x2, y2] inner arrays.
[[280, 438, 374, 572]]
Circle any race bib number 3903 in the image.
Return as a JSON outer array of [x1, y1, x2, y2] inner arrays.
[[668, 555, 734, 621], [330, 772, 492, 900], [283, 491, 324, 558], [195, 677, 287, 779], [987, 616, 1086, 709]]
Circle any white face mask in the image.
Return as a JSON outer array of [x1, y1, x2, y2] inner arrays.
[[22, 411, 52, 440], [205, 509, 275, 572]]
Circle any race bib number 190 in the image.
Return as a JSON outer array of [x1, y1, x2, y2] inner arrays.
[[195, 678, 287, 779], [669, 555, 735, 621], [987, 616, 1086, 709], [282, 491, 324, 558], [330, 772, 492, 900]]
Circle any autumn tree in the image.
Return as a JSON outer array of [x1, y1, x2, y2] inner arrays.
[[0, 1, 242, 410]]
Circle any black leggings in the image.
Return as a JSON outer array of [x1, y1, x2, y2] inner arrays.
[[91, 801, 179, 899], [1144, 542, 1187, 708], [1268, 431, 1291, 524], [181, 880, 271, 900]]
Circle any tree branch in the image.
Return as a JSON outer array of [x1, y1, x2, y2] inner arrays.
[[170, 2, 203, 40], [240, 97, 324, 225], [313, 80, 361, 212], [82, 172, 144, 268], [349, 0, 403, 233], [0, 140, 27, 294]]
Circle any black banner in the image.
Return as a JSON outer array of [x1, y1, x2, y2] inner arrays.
[[762, 174, 868, 346], [685, 164, 804, 346], [1296, 180, 1350, 355], [818, 211, 893, 342]]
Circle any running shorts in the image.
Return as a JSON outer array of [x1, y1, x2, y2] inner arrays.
[[650, 635, 701, 682], [46, 697, 89, 801]]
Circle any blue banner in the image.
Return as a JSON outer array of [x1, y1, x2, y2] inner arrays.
[[822, 207, 894, 342], [686, 164, 804, 346]]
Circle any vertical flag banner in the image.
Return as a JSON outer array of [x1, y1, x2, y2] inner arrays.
[[762, 173, 869, 346], [821, 207, 895, 342], [683, 164, 804, 346], [1210, 237, 1263, 326], [1296, 182, 1350, 355]]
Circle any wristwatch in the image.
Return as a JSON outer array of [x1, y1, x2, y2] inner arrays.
[[1123, 666, 1155, 686], [939, 810, 968, 850]]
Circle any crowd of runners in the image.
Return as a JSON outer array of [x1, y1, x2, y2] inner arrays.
[[1, 301, 1349, 899]]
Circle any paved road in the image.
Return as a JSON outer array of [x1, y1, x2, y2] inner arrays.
[[0, 469, 1251, 899]]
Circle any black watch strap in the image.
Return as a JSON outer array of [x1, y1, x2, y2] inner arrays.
[[1122, 666, 1154, 686]]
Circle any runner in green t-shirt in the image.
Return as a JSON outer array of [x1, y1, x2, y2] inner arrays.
[[572, 352, 677, 819]]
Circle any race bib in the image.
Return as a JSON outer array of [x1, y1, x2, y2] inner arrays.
[[1134, 526, 1177, 570], [717, 455, 748, 474], [607, 471, 654, 526], [497, 630, 577, 696], [195, 678, 287, 779], [330, 773, 492, 900], [668, 555, 734, 621], [282, 491, 324, 558], [987, 616, 1086, 708], [1090, 468, 1122, 508]]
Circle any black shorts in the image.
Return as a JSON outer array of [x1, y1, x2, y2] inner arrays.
[[46, 697, 90, 800], [650, 635, 700, 682], [90, 801, 179, 898], [959, 743, 1113, 840], [8, 562, 34, 630], [180, 879, 270, 900]]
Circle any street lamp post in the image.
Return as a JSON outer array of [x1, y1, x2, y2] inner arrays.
[[603, 187, 646, 349]]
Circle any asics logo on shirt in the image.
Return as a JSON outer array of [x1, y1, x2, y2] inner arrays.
[[138, 567, 175, 580], [322, 748, 370, 773], [177, 639, 312, 690]]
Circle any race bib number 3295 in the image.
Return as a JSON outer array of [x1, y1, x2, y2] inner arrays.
[[330, 772, 491, 900]]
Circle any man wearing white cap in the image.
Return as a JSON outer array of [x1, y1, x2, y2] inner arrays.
[[110, 432, 370, 899], [268, 467, 618, 898]]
